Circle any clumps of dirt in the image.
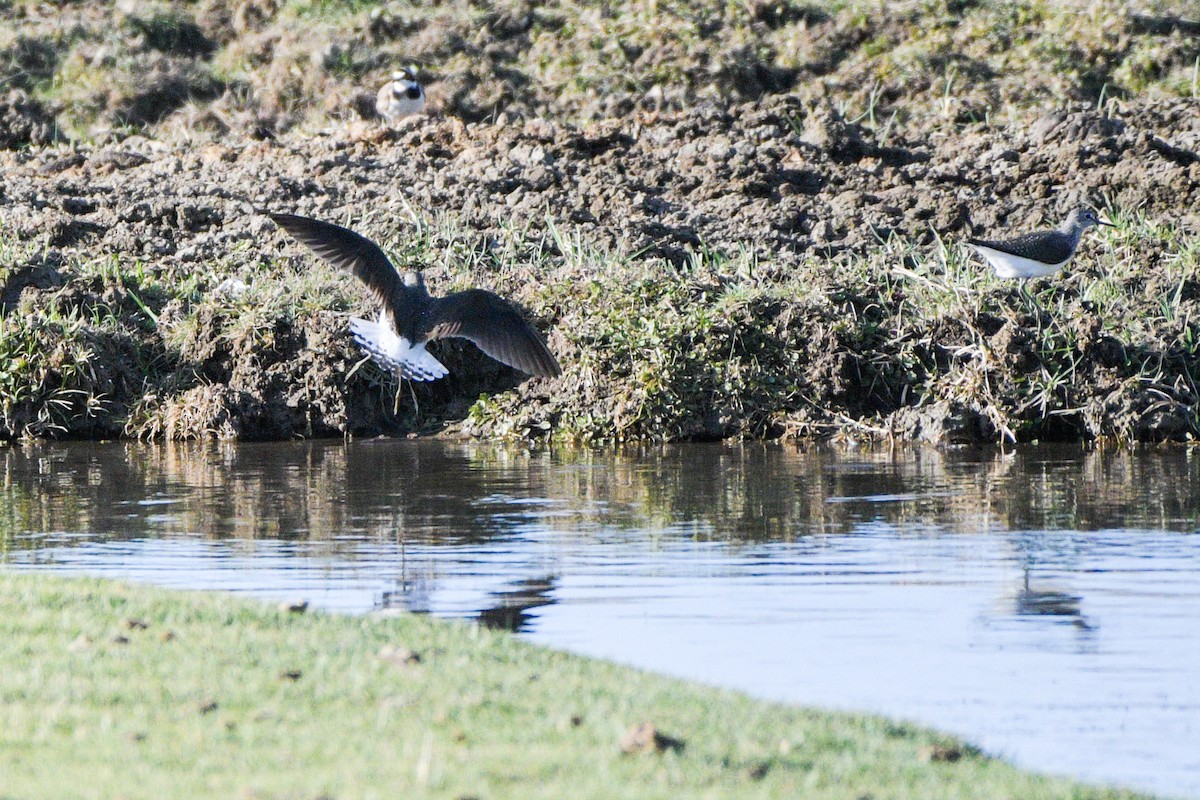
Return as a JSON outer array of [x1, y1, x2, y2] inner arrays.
[[132, 304, 383, 441], [110, 56, 225, 128], [0, 249, 67, 309], [1, 3, 228, 140], [799, 100, 873, 161], [0, 91, 57, 149], [885, 403, 996, 446], [372, 95, 1200, 260], [4, 1, 1200, 140]]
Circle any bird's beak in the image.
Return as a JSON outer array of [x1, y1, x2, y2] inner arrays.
[[1098, 220, 1115, 227]]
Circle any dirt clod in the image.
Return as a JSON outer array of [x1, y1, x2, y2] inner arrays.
[[619, 721, 685, 755], [377, 645, 422, 667], [921, 743, 968, 763], [0, 91, 56, 149]]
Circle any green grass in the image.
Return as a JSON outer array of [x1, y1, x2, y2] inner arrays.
[[0, 306, 106, 438], [0, 571, 1155, 799]]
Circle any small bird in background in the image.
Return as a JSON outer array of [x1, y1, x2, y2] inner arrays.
[[269, 213, 561, 382], [968, 207, 1113, 280], [375, 67, 426, 122]]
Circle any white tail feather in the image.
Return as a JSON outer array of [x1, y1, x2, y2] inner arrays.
[[349, 315, 448, 382]]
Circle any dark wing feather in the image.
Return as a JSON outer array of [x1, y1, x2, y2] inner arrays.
[[968, 230, 1073, 263], [419, 289, 561, 377], [270, 213, 403, 306]]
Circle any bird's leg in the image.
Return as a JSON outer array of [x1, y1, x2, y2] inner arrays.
[[1018, 280, 1046, 334], [407, 378, 420, 416], [1017, 278, 1032, 307], [391, 374, 419, 418]]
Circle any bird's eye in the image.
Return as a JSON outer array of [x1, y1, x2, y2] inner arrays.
[[406, 85, 422, 99]]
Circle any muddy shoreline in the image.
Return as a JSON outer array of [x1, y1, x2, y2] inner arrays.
[[0, 92, 1197, 445]]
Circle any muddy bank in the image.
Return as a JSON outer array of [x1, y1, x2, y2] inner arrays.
[[0, 92, 1198, 444]]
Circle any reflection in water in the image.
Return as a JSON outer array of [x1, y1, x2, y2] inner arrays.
[[474, 577, 558, 632], [2, 440, 1200, 797], [1012, 569, 1089, 624], [4, 441, 1199, 547], [1002, 528, 1099, 643], [376, 571, 557, 633]]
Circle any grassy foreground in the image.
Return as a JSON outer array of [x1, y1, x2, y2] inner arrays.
[[0, 572, 1150, 800]]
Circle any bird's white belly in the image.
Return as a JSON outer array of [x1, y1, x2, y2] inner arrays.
[[972, 245, 1069, 279], [379, 94, 425, 120]]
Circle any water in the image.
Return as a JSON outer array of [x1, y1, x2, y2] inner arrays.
[[3, 440, 1199, 797]]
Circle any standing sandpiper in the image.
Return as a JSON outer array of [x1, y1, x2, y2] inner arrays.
[[375, 67, 426, 122], [270, 213, 561, 381], [968, 207, 1112, 279]]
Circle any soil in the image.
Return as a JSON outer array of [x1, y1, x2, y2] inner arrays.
[[0, 4, 1198, 444]]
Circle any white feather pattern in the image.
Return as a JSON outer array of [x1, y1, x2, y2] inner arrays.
[[349, 314, 447, 381]]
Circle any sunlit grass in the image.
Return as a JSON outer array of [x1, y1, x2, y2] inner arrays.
[[0, 571, 1157, 799]]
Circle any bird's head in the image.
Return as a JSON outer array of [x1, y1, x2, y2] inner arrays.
[[391, 68, 424, 101], [1068, 207, 1114, 232]]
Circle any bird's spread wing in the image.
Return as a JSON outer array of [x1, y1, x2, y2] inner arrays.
[[968, 230, 1073, 264], [270, 213, 404, 306], [419, 289, 561, 378]]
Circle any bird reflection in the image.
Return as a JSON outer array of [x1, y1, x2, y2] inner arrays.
[[476, 576, 557, 632], [375, 575, 435, 615], [1010, 567, 1095, 634], [373, 575, 557, 633]]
